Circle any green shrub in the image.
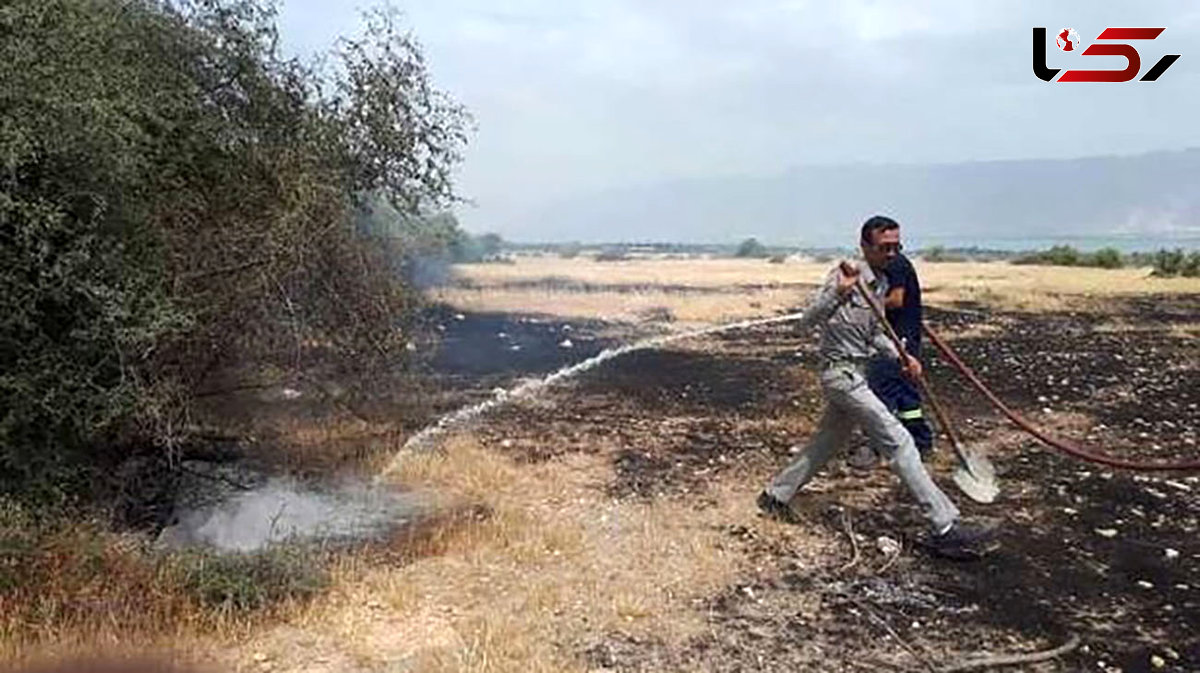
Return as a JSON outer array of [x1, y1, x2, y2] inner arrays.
[[1183, 251, 1200, 277], [735, 237, 768, 258], [1089, 247, 1124, 269], [1013, 245, 1126, 269], [1152, 248, 1187, 277], [178, 546, 328, 612], [922, 245, 947, 262], [0, 0, 470, 503]]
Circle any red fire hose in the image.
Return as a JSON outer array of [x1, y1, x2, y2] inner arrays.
[[924, 323, 1200, 472]]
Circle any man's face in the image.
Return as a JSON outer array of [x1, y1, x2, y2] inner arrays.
[[862, 227, 901, 269]]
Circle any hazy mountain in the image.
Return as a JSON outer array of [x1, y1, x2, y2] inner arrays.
[[518, 149, 1200, 247]]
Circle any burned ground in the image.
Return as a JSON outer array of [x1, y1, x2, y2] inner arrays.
[[422, 296, 1199, 672]]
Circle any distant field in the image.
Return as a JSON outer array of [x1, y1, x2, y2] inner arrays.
[[437, 257, 1200, 322]]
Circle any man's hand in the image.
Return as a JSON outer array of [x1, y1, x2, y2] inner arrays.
[[836, 260, 860, 295], [901, 353, 923, 381]]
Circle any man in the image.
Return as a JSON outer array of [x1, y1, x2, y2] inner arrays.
[[849, 217, 934, 468], [757, 217, 995, 559]]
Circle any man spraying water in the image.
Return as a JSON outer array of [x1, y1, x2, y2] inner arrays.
[[757, 216, 997, 560]]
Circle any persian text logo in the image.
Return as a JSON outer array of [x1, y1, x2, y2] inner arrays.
[[1033, 27, 1180, 82]]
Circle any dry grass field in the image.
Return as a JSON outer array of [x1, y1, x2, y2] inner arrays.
[[437, 257, 1200, 323], [9, 256, 1199, 673]]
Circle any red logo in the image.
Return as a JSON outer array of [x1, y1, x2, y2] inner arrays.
[[1056, 28, 1081, 52], [1033, 27, 1180, 82]]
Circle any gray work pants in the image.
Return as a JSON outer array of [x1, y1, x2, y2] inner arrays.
[[767, 363, 959, 533]]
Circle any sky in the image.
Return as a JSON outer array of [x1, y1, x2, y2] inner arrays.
[[276, 1, 1200, 238]]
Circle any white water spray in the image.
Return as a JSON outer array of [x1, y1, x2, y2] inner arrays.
[[381, 310, 809, 474]]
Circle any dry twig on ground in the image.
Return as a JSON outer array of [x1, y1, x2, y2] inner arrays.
[[939, 634, 1081, 672]]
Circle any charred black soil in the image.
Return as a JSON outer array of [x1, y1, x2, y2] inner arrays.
[[427, 295, 1199, 672]]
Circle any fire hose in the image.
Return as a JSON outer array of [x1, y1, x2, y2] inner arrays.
[[923, 323, 1200, 472]]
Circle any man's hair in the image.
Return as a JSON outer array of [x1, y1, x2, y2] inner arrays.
[[860, 215, 900, 245]]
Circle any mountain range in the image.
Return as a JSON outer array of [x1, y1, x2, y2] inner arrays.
[[516, 148, 1200, 247]]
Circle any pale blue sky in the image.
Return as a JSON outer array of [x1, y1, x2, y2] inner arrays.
[[276, 1, 1200, 237]]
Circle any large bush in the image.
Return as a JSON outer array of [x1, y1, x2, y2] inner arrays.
[[1151, 248, 1200, 277], [0, 0, 470, 502]]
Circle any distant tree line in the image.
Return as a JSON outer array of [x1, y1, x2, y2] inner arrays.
[[501, 239, 1200, 277], [1011, 245, 1125, 269], [1006, 245, 1200, 275]]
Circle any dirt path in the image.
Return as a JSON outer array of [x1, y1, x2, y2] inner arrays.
[[214, 298, 1199, 673]]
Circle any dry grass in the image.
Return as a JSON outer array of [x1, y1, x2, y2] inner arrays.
[[256, 415, 407, 477], [916, 261, 1200, 311], [0, 507, 297, 665], [434, 285, 805, 325], [454, 257, 823, 288], [214, 435, 772, 673], [448, 258, 1200, 319]]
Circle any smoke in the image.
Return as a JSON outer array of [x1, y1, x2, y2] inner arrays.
[[158, 477, 427, 553], [407, 254, 453, 290]]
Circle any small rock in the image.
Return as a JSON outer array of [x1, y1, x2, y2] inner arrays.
[[454, 313, 465, 320], [1165, 548, 1180, 560], [1150, 654, 1166, 669], [1165, 648, 1180, 660], [876, 536, 901, 556], [252, 653, 270, 663], [559, 339, 574, 348], [281, 387, 302, 400], [1137, 580, 1154, 589], [1095, 528, 1118, 538], [366, 599, 382, 609]]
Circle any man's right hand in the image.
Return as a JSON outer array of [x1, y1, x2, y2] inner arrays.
[[836, 260, 861, 295], [901, 353, 923, 381]]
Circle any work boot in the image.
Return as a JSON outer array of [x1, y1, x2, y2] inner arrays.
[[846, 443, 879, 472], [756, 490, 800, 524], [925, 520, 999, 560]]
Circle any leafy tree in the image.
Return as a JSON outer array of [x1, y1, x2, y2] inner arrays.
[[736, 237, 768, 258], [0, 0, 470, 503]]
